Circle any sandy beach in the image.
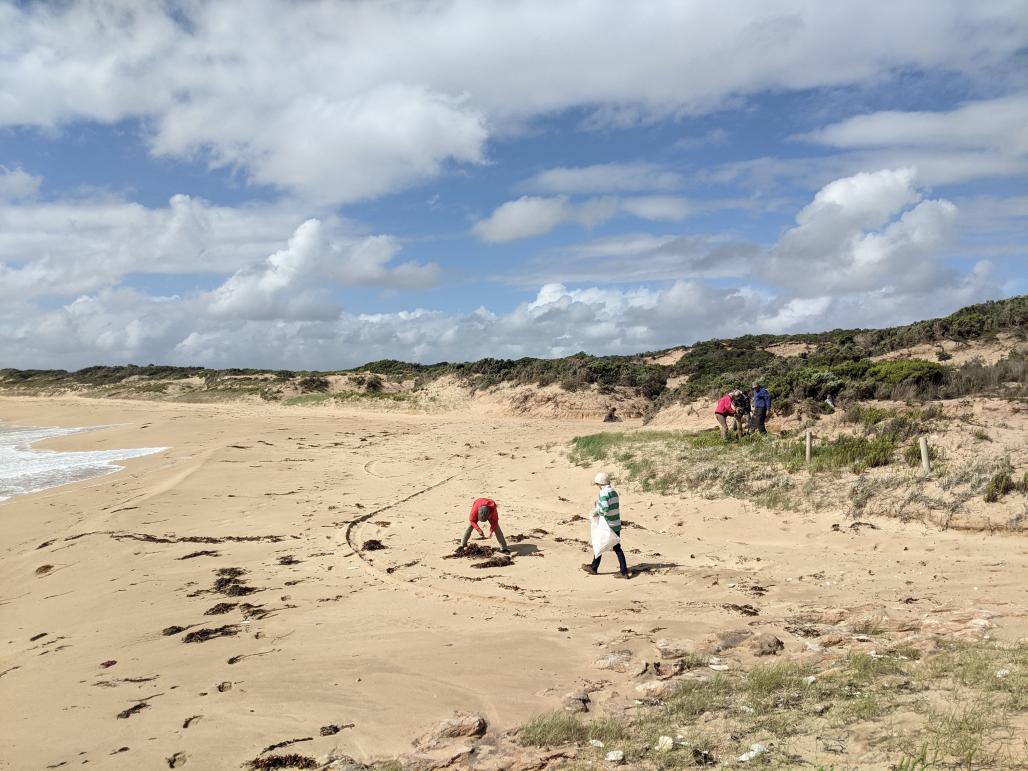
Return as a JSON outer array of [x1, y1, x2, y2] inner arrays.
[[1, 396, 1026, 769]]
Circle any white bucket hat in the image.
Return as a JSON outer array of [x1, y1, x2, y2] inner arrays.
[[594, 471, 610, 485]]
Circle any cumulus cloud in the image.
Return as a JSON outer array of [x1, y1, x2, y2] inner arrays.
[[770, 168, 960, 295], [3, 2, 1024, 204], [206, 220, 440, 320]]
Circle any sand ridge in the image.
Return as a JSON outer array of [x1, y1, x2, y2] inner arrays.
[[1, 396, 1026, 768]]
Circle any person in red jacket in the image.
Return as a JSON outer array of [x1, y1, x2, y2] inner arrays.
[[715, 390, 741, 440], [460, 497, 510, 553]]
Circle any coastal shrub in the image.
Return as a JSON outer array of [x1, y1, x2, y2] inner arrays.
[[297, 375, 329, 393], [903, 441, 941, 468], [983, 470, 1028, 502]]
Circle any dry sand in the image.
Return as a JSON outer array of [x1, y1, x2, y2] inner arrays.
[[1, 396, 1026, 769]]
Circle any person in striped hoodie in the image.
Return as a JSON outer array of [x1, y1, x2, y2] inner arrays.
[[582, 471, 632, 579]]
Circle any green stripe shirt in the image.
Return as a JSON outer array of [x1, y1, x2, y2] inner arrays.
[[595, 485, 621, 535]]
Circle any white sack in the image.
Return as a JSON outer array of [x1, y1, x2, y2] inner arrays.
[[591, 514, 620, 559]]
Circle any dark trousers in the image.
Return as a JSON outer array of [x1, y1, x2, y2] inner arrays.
[[752, 406, 767, 433], [591, 543, 628, 574]]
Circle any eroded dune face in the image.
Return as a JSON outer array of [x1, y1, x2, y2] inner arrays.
[[0, 397, 1025, 769]]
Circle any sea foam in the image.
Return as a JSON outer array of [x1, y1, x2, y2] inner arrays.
[[0, 422, 166, 503]]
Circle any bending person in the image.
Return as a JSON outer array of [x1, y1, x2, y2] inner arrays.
[[460, 497, 510, 553]]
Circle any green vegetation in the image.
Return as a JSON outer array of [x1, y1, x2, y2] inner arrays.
[[983, 468, 1028, 503], [514, 640, 1028, 769]]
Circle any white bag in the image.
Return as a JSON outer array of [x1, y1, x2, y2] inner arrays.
[[590, 514, 620, 559]]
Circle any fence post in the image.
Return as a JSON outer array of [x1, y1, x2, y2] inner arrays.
[[805, 430, 812, 465], [919, 436, 931, 473]]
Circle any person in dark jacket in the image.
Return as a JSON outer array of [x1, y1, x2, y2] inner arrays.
[[751, 381, 771, 434]]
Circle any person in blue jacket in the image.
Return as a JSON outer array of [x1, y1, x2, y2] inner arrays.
[[751, 380, 771, 434]]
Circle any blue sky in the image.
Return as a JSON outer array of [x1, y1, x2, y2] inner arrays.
[[1, 1, 1026, 369]]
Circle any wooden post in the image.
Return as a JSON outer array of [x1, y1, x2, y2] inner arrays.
[[919, 436, 931, 472], [805, 430, 812, 465]]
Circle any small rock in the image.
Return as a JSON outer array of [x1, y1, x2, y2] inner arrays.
[[562, 691, 590, 713], [738, 704, 754, 714], [414, 713, 487, 749], [589, 739, 605, 748], [802, 675, 817, 685], [749, 633, 784, 656], [738, 743, 766, 762], [654, 638, 693, 659], [655, 735, 674, 752], [996, 668, 1010, 679], [812, 702, 831, 715], [593, 650, 633, 672], [704, 629, 752, 654], [606, 750, 624, 764], [634, 680, 671, 698], [628, 660, 649, 677]]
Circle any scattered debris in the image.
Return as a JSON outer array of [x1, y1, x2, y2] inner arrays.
[[35, 564, 53, 575], [319, 724, 354, 736], [737, 743, 766, 762], [260, 738, 313, 754], [116, 702, 149, 719], [277, 555, 300, 565], [386, 560, 420, 574], [179, 550, 220, 560], [246, 755, 318, 770], [162, 625, 187, 636], [361, 540, 386, 551], [444, 544, 494, 559], [100, 660, 117, 668], [204, 603, 238, 616], [722, 603, 760, 616], [182, 625, 240, 643], [471, 555, 512, 569]]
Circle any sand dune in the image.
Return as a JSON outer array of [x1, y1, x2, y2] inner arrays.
[[1, 396, 1026, 768]]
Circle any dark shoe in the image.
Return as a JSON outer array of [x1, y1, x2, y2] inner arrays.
[[499, 548, 511, 554], [581, 564, 597, 575]]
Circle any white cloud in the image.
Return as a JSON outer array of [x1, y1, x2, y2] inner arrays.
[[521, 164, 684, 194], [472, 196, 620, 242], [770, 168, 960, 295], [206, 220, 440, 320], [3, 2, 1024, 204], [803, 93, 1028, 154], [0, 166, 41, 200], [473, 194, 691, 242], [0, 193, 438, 300]]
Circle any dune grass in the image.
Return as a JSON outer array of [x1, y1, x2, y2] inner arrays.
[[515, 640, 1028, 769]]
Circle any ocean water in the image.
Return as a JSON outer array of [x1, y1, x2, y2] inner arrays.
[[0, 421, 166, 503]]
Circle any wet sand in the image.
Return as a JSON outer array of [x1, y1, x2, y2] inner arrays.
[[1, 396, 1025, 768]]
